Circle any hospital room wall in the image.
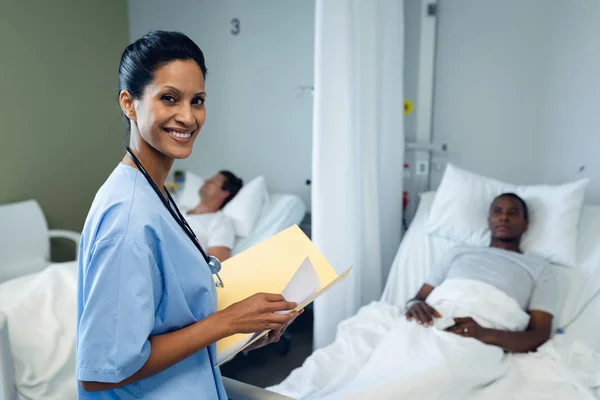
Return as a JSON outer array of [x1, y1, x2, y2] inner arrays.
[[0, 0, 129, 260], [127, 0, 315, 208], [430, 0, 600, 204]]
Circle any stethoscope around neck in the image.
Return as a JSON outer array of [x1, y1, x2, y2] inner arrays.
[[125, 146, 224, 288]]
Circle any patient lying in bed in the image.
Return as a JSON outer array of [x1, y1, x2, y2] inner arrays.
[[406, 192, 556, 353], [268, 194, 577, 400], [185, 170, 243, 261]]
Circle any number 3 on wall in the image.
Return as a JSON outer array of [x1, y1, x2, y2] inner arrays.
[[231, 18, 240, 35]]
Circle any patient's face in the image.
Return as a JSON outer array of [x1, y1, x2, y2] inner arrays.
[[200, 173, 229, 204], [488, 197, 528, 241], [132, 60, 206, 160]]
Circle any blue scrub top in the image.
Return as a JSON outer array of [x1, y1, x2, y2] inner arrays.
[[76, 164, 227, 399]]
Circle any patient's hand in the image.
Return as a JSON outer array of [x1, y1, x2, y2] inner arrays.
[[405, 301, 441, 327], [445, 317, 485, 341]]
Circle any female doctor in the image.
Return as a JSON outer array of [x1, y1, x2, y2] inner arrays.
[[76, 31, 299, 399]]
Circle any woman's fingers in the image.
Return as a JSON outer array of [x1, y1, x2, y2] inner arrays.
[[268, 300, 298, 312], [262, 293, 306, 312], [268, 310, 298, 325], [266, 321, 288, 331], [262, 293, 286, 302], [258, 292, 296, 312]]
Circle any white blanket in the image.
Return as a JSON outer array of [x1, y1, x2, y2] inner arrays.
[[0, 262, 77, 400], [269, 279, 599, 400]]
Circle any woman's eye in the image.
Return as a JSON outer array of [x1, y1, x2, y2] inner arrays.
[[192, 97, 205, 106], [161, 95, 176, 103]]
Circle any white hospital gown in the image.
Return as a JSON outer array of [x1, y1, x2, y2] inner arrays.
[[186, 211, 236, 250]]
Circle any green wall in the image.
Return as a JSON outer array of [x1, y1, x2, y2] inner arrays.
[[0, 1, 129, 261]]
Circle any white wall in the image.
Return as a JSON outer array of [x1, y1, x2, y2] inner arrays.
[[128, 0, 315, 207], [431, 0, 600, 203]]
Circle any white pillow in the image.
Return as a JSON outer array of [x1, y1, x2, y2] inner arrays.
[[426, 164, 589, 267], [223, 176, 269, 237], [175, 171, 204, 211]]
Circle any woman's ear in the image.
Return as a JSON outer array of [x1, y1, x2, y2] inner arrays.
[[119, 90, 137, 122]]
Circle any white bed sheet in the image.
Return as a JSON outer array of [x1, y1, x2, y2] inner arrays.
[[270, 284, 599, 399], [382, 191, 600, 351], [232, 193, 306, 255]]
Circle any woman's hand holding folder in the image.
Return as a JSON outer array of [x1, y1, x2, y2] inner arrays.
[[217, 293, 298, 336], [247, 308, 305, 351]]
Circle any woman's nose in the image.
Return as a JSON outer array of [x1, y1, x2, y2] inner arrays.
[[176, 105, 195, 126]]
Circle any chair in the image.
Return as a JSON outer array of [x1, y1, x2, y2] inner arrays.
[[0, 199, 80, 283]]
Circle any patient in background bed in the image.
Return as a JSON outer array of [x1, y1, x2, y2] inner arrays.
[[406, 193, 557, 352], [185, 170, 243, 261]]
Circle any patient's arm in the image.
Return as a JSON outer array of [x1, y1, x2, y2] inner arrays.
[[447, 310, 553, 353], [208, 246, 231, 262], [405, 284, 441, 326], [413, 283, 436, 302]]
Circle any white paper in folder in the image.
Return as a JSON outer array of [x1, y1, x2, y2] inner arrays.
[[277, 257, 321, 314]]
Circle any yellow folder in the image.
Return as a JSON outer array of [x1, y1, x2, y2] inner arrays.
[[215, 225, 352, 365]]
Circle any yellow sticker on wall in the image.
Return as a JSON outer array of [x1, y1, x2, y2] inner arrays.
[[404, 100, 413, 115]]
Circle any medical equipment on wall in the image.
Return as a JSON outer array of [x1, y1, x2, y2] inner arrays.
[[125, 147, 225, 288]]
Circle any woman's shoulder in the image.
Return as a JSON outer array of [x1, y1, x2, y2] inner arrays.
[[83, 164, 161, 244]]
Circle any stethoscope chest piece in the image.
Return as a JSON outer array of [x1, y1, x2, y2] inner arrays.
[[208, 255, 224, 288]]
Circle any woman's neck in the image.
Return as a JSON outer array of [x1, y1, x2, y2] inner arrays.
[[122, 131, 174, 197]]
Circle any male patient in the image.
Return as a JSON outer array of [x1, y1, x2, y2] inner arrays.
[[406, 193, 557, 352], [185, 171, 243, 261]]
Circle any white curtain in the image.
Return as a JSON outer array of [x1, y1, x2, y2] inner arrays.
[[312, 0, 405, 350]]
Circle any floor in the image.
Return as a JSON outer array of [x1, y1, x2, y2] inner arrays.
[[220, 305, 314, 388]]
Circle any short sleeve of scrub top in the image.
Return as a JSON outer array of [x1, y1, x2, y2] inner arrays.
[[76, 164, 226, 400], [76, 237, 160, 383]]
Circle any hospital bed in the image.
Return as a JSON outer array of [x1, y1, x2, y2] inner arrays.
[[228, 188, 600, 399], [0, 192, 305, 400], [232, 191, 600, 399], [264, 191, 600, 399]]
